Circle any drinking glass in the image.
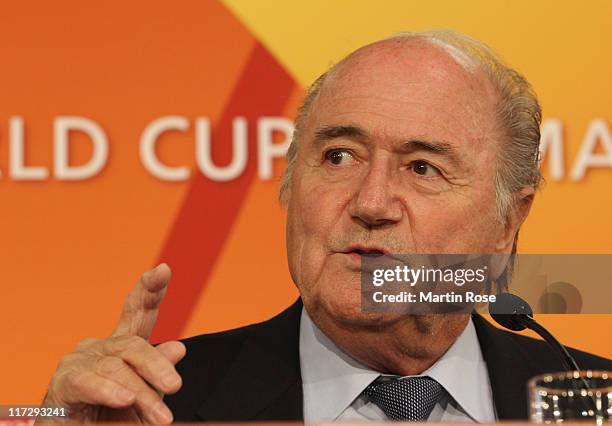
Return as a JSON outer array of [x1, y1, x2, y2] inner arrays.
[[528, 370, 611, 424]]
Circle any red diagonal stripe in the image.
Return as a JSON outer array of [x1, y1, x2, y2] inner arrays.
[[151, 42, 296, 342]]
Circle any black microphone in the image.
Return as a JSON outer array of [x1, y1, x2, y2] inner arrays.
[[488, 292, 599, 415], [488, 292, 582, 372]]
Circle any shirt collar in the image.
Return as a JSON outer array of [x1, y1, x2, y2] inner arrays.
[[299, 308, 495, 423], [299, 308, 380, 423], [422, 317, 496, 422]]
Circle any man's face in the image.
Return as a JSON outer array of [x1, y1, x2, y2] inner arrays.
[[286, 40, 511, 324]]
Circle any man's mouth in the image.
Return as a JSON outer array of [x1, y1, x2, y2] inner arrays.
[[342, 245, 391, 258], [352, 248, 385, 257], [338, 245, 405, 271]]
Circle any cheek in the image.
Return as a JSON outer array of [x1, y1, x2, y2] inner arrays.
[[407, 191, 501, 252], [286, 173, 351, 289]]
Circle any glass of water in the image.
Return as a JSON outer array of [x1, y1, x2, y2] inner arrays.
[[528, 370, 611, 424]]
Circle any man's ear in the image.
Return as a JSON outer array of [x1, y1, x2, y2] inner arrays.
[[495, 187, 535, 252]]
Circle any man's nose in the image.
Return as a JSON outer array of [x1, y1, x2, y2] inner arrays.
[[347, 163, 403, 228]]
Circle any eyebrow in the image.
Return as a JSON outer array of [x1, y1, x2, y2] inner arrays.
[[313, 125, 368, 143], [400, 139, 462, 166]]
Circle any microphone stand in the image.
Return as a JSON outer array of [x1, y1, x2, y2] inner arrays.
[[490, 294, 598, 415]]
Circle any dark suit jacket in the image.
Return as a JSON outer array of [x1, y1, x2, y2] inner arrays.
[[165, 299, 611, 422]]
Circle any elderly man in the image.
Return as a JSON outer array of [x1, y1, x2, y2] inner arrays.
[[42, 30, 610, 423]]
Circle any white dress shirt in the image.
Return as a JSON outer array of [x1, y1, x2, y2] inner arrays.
[[299, 308, 497, 423]]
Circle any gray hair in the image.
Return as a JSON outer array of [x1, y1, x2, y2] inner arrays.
[[280, 29, 542, 224]]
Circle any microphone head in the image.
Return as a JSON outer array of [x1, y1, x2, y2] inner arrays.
[[488, 292, 534, 331]]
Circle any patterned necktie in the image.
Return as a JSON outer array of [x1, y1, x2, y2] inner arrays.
[[363, 376, 445, 421]]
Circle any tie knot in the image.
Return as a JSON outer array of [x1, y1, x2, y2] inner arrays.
[[364, 376, 445, 421]]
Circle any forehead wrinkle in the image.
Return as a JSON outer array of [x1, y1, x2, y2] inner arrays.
[[302, 39, 501, 164]]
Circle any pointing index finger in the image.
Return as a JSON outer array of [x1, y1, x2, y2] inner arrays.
[[113, 263, 172, 339]]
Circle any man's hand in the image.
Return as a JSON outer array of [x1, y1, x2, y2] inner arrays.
[[41, 263, 186, 424]]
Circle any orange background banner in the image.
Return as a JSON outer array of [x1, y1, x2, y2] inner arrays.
[[0, 0, 610, 404]]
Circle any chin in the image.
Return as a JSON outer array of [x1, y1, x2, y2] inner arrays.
[[307, 290, 407, 330], [310, 290, 460, 335]]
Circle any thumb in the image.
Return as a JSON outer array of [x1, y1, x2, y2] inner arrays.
[[112, 263, 172, 339]]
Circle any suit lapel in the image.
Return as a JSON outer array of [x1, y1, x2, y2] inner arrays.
[[472, 314, 543, 420], [196, 300, 304, 421]]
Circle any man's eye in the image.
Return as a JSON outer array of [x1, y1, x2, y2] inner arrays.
[[325, 149, 354, 165], [411, 160, 441, 177]]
